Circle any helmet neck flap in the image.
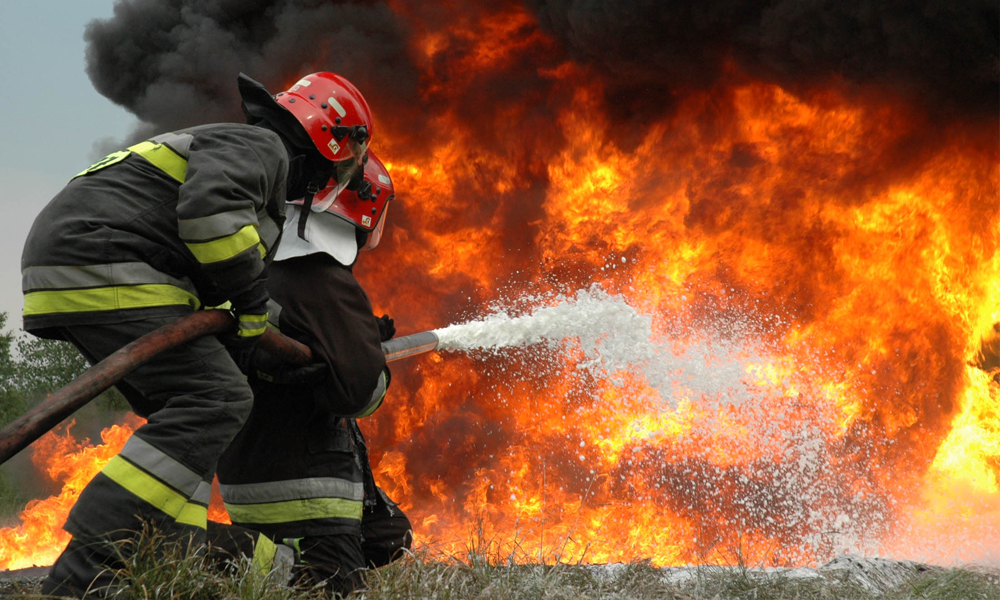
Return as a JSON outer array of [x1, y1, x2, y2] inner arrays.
[[273, 205, 361, 267]]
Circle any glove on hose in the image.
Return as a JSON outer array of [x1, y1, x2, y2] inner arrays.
[[377, 314, 395, 342], [232, 346, 329, 386], [223, 277, 270, 348]]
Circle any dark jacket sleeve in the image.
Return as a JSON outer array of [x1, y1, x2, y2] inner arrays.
[[269, 253, 388, 417], [176, 125, 288, 298]]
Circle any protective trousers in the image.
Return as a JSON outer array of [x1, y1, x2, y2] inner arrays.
[[40, 316, 253, 598], [203, 487, 412, 597], [283, 488, 413, 597], [286, 487, 412, 597], [205, 522, 295, 583]]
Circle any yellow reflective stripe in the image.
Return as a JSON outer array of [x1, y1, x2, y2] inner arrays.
[[252, 534, 278, 577], [238, 313, 269, 338], [23, 284, 201, 316], [101, 456, 208, 529], [355, 394, 384, 418], [185, 224, 261, 264], [128, 141, 188, 183], [176, 502, 209, 529], [225, 497, 363, 525], [72, 140, 188, 182], [73, 150, 131, 179], [238, 327, 267, 338]]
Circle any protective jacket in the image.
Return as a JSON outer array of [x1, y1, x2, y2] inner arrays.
[[217, 252, 388, 538], [21, 123, 288, 336]]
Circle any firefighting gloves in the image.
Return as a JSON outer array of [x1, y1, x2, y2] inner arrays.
[[377, 314, 395, 342], [227, 277, 270, 348], [245, 349, 329, 386]]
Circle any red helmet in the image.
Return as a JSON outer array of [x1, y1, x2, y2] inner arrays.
[[299, 151, 395, 251], [240, 71, 373, 197], [275, 73, 373, 164]]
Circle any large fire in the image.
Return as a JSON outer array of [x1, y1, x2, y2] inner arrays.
[[1, 4, 998, 571]]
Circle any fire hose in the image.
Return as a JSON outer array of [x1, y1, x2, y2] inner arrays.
[[0, 310, 441, 466]]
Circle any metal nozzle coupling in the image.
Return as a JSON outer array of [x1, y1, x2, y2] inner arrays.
[[381, 331, 440, 363]]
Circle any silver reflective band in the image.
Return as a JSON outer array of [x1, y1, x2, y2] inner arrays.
[[192, 481, 212, 505], [149, 132, 194, 158], [219, 477, 363, 504], [256, 215, 281, 249], [178, 208, 259, 242], [273, 543, 295, 582], [22, 262, 198, 294], [266, 299, 282, 328], [119, 436, 205, 499]]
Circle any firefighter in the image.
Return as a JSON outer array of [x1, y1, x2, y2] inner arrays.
[[22, 72, 373, 598], [210, 152, 411, 596]]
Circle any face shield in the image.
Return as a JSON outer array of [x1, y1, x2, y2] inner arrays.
[[312, 125, 370, 212], [360, 203, 388, 252]]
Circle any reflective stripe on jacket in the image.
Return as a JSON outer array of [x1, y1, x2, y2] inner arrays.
[[21, 124, 288, 334], [22, 262, 201, 317], [219, 413, 368, 538], [220, 476, 365, 526], [103, 435, 213, 530]]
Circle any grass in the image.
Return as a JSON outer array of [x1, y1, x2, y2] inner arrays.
[[0, 472, 29, 525], [361, 551, 1000, 600], [3, 529, 998, 600]]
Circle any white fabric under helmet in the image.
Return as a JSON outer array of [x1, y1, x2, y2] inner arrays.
[[273, 205, 359, 266]]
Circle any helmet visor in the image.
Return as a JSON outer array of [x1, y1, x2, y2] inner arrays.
[[361, 204, 388, 251], [312, 151, 366, 212]]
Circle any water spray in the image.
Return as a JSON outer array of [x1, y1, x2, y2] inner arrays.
[[0, 288, 652, 465]]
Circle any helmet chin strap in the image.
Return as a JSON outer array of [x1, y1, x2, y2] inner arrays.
[[297, 182, 319, 241]]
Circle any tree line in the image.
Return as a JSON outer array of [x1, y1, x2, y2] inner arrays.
[[0, 311, 113, 428]]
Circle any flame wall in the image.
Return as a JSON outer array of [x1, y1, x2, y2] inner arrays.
[[1, 0, 998, 570], [358, 72, 999, 566]]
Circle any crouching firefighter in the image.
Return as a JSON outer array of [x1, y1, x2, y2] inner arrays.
[[22, 71, 373, 598], [208, 152, 411, 596]]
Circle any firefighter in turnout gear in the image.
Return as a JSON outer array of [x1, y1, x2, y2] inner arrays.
[[22, 72, 373, 598], [211, 152, 411, 596]]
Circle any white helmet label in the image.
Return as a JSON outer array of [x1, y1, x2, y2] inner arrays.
[[328, 140, 341, 155], [362, 215, 372, 227], [327, 96, 348, 118], [378, 174, 391, 185]]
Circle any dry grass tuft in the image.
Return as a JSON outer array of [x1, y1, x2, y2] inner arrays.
[[3, 526, 997, 599]]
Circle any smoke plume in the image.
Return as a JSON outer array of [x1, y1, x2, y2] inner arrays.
[[85, 0, 421, 140], [84, 0, 998, 156], [529, 0, 999, 124]]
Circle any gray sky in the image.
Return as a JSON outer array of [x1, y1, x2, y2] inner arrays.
[[0, 1, 136, 329]]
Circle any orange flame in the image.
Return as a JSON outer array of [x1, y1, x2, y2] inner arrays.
[[0, 416, 141, 570], [2, 4, 998, 571], [0, 415, 231, 570], [358, 6, 999, 567]]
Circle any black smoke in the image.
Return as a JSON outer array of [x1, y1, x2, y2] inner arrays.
[[84, 0, 420, 140], [85, 0, 997, 143], [529, 0, 1000, 124]]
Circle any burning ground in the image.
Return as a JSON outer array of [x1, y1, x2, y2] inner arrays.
[[2, 0, 999, 571]]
